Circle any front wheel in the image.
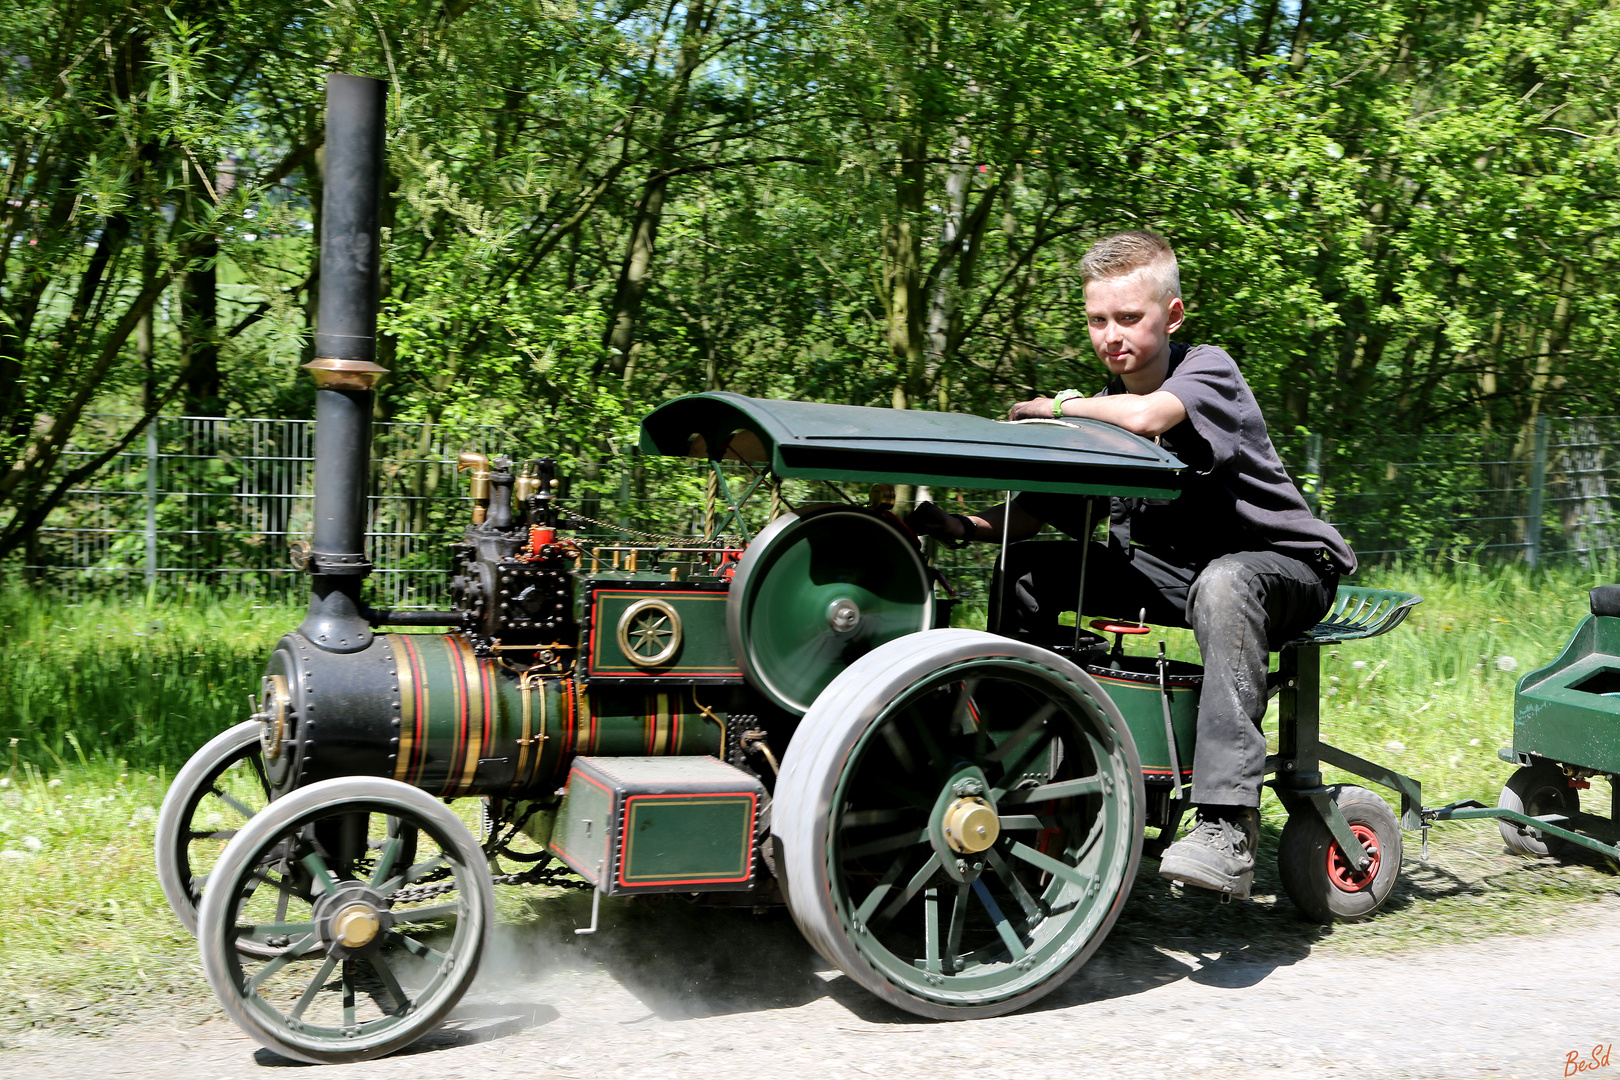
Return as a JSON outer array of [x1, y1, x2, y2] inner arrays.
[[1277, 785, 1401, 923], [155, 720, 272, 949], [773, 629, 1144, 1019], [195, 777, 494, 1064], [1498, 760, 1579, 857]]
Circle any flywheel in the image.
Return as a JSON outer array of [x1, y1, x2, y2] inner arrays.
[[727, 509, 934, 715]]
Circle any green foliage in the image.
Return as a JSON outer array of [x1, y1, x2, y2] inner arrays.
[[0, 591, 300, 771]]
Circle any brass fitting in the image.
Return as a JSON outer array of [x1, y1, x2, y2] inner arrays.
[[942, 797, 1000, 854], [457, 452, 492, 525], [332, 903, 381, 948]]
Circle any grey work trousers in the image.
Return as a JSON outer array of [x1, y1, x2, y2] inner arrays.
[[993, 541, 1337, 807]]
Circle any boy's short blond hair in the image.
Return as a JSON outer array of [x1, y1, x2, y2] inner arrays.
[[1080, 230, 1181, 303]]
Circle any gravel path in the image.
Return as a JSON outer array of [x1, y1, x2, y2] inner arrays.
[[5, 884, 1618, 1080]]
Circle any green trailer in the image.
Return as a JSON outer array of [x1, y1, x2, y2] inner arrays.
[[1424, 586, 1620, 863]]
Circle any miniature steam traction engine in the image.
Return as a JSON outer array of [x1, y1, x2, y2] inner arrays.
[[155, 73, 1620, 1066]]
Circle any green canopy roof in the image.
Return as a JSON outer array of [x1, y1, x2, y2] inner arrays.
[[638, 392, 1183, 497]]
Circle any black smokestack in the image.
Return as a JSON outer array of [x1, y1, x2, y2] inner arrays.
[[300, 73, 389, 653]]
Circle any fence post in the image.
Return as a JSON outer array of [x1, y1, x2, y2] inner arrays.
[[144, 422, 159, 587], [1525, 414, 1550, 569]]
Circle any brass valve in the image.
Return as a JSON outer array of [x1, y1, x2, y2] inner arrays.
[[457, 451, 492, 525]]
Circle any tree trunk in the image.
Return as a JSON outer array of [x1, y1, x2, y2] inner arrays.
[[601, 0, 719, 381]]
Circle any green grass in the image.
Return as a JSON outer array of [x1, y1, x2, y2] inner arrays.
[[0, 590, 302, 773], [1, 561, 1617, 1030]]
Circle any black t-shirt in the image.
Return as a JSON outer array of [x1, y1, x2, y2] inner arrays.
[[1017, 342, 1357, 574]]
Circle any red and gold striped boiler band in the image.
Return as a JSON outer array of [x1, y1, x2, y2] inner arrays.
[[383, 633, 723, 799]]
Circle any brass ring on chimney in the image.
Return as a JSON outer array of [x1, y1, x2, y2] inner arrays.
[[303, 358, 390, 390], [617, 599, 682, 668]]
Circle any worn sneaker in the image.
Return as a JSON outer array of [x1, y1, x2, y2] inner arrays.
[[1158, 805, 1260, 899]]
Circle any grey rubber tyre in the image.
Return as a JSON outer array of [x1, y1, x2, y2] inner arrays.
[[196, 777, 494, 1064], [1278, 785, 1401, 923], [1498, 760, 1579, 857], [773, 629, 1143, 1019], [155, 720, 272, 949]]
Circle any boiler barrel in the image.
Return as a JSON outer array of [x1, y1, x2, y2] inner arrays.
[[260, 632, 724, 797]]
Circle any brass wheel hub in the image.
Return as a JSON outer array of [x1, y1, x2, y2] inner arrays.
[[314, 882, 393, 957], [333, 903, 382, 948], [942, 797, 1000, 854]]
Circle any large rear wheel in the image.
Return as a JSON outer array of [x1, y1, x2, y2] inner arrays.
[[773, 629, 1143, 1019]]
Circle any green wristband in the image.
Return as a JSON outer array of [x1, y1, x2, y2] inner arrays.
[[1051, 389, 1083, 418]]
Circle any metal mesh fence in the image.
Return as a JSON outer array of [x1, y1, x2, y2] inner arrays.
[[4, 413, 1616, 609]]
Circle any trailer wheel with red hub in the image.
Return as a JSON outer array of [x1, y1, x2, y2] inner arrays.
[[1277, 785, 1402, 923]]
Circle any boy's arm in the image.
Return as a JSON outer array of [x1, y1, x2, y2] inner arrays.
[[1007, 391, 1186, 438], [907, 499, 1045, 544]]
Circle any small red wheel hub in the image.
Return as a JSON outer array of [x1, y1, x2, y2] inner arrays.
[[1325, 824, 1380, 892]]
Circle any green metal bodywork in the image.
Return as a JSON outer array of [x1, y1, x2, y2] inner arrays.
[[1085, 658, 1198, 781], [586, 583, 743, 683], [639, 391, 1185, 497], [548, 755, 763, 895], [1513, 614, 1620, 774]]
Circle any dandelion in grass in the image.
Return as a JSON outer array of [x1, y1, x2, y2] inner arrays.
[[1351, 660, 1368, 671], [46, 778, 61, 788], [1495, 655, 1518, 672], [21, 835, 42, 852]]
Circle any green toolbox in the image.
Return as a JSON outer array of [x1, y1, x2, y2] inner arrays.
[[548, 755, 765, 895]]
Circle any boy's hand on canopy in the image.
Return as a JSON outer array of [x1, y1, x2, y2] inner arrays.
[[1007, 398, 1056, 421]]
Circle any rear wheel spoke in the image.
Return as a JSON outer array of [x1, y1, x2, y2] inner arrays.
[[972, 878, 1026, 961], [944, 882, 970, 975], [872, 851, 943, 931], [985, 846, 1043, 923]]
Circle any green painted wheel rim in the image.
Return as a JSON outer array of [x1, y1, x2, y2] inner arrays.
[[825, 657, 1138, 1004], [730, 510, 932, 714]]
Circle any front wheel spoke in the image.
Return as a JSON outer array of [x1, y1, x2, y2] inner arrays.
[[341, 961, 357, 1028], [288, 954, 338, 1020], [985, 846, 1044, 923], [390, 931, 449, 966], [944, 882, 970, 974], [404, 854, 450, 883], [237, 920, 316, 942], [212, 786, 258, 820], [971, 878, 1027, 961], [1007, 840, 1093, 892], [871, 851, 943, 932], [369, 836, 404, 888], [841, 828, 926, 862], [998, 775, 1103, 805], [390, 901, 462, 925], [189, 828, 238, 841], [368, 955, 411, 1013], [245, 932, 319, 992], [301, 851, 339, 897]]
